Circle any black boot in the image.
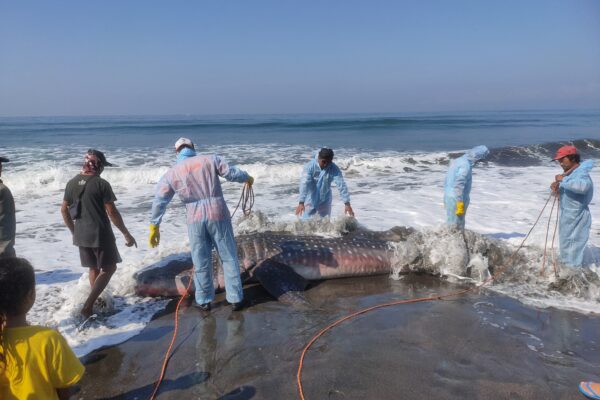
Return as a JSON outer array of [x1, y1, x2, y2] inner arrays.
[[193, 302, 211, 311], [231, 300, 245, 311]]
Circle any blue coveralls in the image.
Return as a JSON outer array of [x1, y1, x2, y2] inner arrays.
[[557, 159, 594, 267], [444, 145, 489, 230], [298, 154, 350, 219], [150, 149, 249, 304]]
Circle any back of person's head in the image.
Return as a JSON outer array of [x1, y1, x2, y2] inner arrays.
[[0, 257, 35, 374], [0, 257, 35, 318], [566, 153, 581, 163], [175, 137, 195, 153]]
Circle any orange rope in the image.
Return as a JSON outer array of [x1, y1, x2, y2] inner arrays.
[[148, 273, 193, 400], [297, 193, 553, 400]]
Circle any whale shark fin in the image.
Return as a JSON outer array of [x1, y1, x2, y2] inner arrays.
[[252, 259, 309, 304]]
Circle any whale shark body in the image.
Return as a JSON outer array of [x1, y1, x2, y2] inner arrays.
[[134, 226, 513, 302]]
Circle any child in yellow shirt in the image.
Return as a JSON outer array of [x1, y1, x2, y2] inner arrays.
[[0, 257, 85, 399]]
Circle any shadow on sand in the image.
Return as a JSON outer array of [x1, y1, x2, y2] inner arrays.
[[97, 371, 211, 399]]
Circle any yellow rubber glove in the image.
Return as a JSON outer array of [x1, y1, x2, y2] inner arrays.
[[455, 201, 465, 216], [149, 224, 160, 248], [247, 175, 254, 187]]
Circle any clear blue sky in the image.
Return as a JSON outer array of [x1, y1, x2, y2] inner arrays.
[[1, 0, 599, 116]]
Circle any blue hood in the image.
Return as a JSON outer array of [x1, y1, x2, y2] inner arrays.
[[578, 159, 594, 174], [465, 145, 489, 165]]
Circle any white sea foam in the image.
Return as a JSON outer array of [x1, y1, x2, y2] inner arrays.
[[2, 144, 599, 356]]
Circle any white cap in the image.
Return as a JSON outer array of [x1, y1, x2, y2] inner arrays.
[[174, 137, 194, 152]]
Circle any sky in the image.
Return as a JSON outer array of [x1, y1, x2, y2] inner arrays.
[[0, 0, 599, 116]]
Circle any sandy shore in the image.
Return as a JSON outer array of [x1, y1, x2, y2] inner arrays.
[[77, 275, 599, 399]]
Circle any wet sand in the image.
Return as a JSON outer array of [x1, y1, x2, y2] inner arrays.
[[78, 275, 600, 399]]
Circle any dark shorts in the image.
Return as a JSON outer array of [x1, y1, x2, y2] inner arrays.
[[79, 242, 122, 270]]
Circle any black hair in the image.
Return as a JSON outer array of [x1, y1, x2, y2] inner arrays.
[[0, 257, 36, 372], [0, 257, 35, 316], [318, 148, 334, 161], [566, 154, 581, 163], [178, 144, 194, 152]]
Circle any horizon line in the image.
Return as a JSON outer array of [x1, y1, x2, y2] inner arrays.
[[1, 107, 599, 119]]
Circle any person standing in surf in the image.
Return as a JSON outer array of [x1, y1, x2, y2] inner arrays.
[[443, 145, 489, 230], [0, 155, 16, 258], [61, 149, 137, 318], [295, 148, 354, 219], [148, 138, 254, 311], [550, 145, 594, 267]]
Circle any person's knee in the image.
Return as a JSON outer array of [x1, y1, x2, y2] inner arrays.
[[101, 264, 117, 275]]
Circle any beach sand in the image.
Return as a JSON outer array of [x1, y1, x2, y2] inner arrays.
[[77, 275, 599, 399]]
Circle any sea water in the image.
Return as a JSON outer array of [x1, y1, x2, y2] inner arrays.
[[0, 110, 598, 356]]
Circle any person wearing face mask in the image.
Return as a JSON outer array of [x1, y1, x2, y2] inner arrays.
[[149, 138, 254, 312], [550, 145, 594, 268], [295, 147, 354, 220]]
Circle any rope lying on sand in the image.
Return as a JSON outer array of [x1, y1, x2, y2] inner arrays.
[[297, 193, 557, 400]]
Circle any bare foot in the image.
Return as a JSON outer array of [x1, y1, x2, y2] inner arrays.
[[81, 306, 93, 319]]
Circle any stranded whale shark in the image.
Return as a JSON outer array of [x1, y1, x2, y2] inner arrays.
[[134, 226, 514, 302]]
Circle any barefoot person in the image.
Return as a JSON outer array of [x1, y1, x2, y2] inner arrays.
[[61, 149, 137, 318]]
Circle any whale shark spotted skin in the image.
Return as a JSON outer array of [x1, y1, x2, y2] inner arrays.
[[133, 226, 510, 301]]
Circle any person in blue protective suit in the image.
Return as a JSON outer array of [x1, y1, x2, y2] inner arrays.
[[443, 145, 489, 230], [149, 138, 254, 311], [550, 145, 594, 268], [295, 148, 354, 219]]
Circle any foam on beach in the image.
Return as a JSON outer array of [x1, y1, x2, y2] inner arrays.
[[2, 142, 599, 356]]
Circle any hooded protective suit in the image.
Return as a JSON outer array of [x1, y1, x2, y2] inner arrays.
[[444, 145, 489, 229], [298, 153, 350, 219], [558, 159, 594, 267], [150, 148, 249, 305]]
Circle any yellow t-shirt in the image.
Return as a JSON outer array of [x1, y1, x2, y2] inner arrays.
[[0, 325, 84, 400]]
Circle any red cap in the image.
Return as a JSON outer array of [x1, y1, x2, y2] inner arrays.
[[553, 145, 578, 160]]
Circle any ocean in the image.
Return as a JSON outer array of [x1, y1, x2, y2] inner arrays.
[[0, 110, 598, 356]]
